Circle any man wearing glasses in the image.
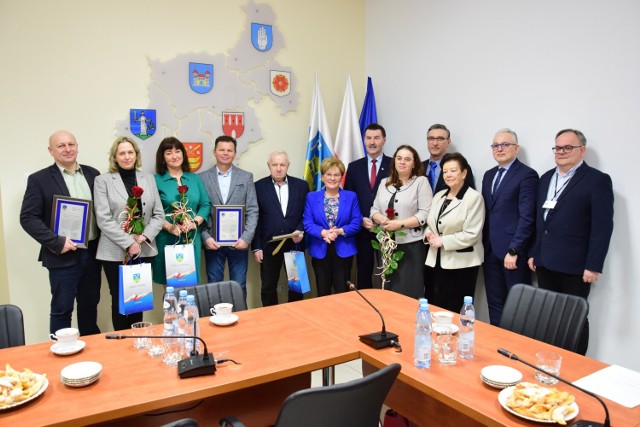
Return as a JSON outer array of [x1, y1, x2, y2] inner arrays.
[[481, 129, 538, 325], [528, 129, 614, 355], [422, 123, 475, 194]]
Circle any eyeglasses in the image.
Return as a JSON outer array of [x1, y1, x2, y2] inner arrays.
[[552, 145, 583, 154], [427, 136, 448, 142], [490, 143, 516, 150]]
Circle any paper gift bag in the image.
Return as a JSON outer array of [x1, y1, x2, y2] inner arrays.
[[164, 244, 198, 287], [284, 251, 311, 294], [118, 262, 153, 315]]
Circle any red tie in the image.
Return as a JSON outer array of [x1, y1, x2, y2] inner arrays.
[[370, 159, 377, 189]]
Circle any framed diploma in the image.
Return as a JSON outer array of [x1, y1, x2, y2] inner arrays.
[[214, 205, 244, 246], [50, 195, 93, 249]]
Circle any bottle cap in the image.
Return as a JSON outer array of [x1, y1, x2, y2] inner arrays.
[[179, 290, 188, 296], [166, 286, 174, 293], [464, 296, 473, 304], [419, 298, 428, 305], [186, 295, 196, 302]]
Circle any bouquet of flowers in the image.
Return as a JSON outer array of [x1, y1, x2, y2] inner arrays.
[[371, 208, 405, 288], [167, 185, 197, 244], [120, 186, 145, 235]]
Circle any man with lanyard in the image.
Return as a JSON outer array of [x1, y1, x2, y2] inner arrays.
[[528, 129, 614, 355]]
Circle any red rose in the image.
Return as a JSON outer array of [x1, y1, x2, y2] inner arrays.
[[132, 186, 144, 198], [385, 208, 395, 220], [178, 185, 189, 195]]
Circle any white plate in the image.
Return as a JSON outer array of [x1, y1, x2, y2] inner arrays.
[[481, 365, 522, 384], [498, 385, 579, 424], [0, 376, 48, 410], [50, 340, 86, 356], [62, 375, 100, 388], [61, 361, 102, 381], [433, 324, 459, 334], [210, 313, 238, 326]]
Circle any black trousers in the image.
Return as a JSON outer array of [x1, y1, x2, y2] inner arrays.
[[425, 251, 479, 312], [102, 259, 153, 331], [259, 242, 304, 307], [536, 266, 590, 355], [354, 229, 376, 289], [311, 244, 353, 297]]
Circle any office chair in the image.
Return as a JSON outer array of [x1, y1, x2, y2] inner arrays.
[[0, 304, 26, 349], [219, 363, 401, 427], [499, 284, 589, 352], [178, 281, 247, 317]]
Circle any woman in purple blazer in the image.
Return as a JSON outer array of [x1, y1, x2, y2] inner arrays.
[[303, 157, 362, 296]]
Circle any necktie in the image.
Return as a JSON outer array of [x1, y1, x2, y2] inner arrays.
[[428, 161, 437, 191], [492, 168, 505, 195], [370, 159, 377, 189]]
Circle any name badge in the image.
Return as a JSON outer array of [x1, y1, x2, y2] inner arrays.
[[543, 200, 557, 209]]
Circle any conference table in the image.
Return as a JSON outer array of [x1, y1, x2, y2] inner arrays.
[[1, 290, 638, 426]]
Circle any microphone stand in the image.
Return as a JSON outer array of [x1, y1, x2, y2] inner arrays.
[[347, 281, 398, 349], [106, 334, 216, 378], [498, 348, 610, 427]]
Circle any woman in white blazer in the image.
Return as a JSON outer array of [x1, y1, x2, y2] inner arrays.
[[94, 136, 164, 330], [425, 153, 485, 311]]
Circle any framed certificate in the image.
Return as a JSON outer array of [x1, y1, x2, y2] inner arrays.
[[214, 205, 244, 246], [50, 195, 93, 249]]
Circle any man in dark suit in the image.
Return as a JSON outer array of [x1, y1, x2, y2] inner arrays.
[[20, 130, 102, 336], [422, 123, 475, 193], [344, 123, 391, 289], [253, 151, 309, 306], [481, 128, 538, 325], [528, 129, 614, 355]]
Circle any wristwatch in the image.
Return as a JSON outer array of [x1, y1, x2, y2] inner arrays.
[[508, 248, 518, 256]]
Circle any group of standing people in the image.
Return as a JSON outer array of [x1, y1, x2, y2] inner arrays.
[[20, 123, 613, 355]]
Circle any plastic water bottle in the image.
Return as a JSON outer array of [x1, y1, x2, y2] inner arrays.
[[163, 286, 178, 334], [183, 295, 200, 355], [414, 298, 432, 369], [459, 296, 475, 359], [177, 290, 188, 335]]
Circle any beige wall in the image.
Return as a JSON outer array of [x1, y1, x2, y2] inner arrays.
[[0, 0, 364, 343]]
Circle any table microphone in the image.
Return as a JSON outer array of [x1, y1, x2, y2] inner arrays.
[[347, 281, 398, 349], [106, 334, 216, 378], [497, 348, 610, 427]]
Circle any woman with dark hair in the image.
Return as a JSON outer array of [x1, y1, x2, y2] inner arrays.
[[424, 152, 485, 311], [153, 137, 210, 284], [94, 136, 164, 330], [371, 145, 432, 298]]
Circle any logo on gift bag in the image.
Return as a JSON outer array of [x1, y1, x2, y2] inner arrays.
[[271, 71, 291, 97], [189, 63, 213, 94], [176, 253, 184, 262], [133, 273, 140, 283], [251, 23, 273, 51], [222, 112, 244, 139], [183, 142, 203, 172]]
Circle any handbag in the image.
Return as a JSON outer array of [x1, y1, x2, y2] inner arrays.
[[284, 250, 311, 294], [118, 259, 153, 315], [164, 243, 198, 287]]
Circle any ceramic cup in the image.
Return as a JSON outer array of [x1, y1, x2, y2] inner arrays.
[[49, 327, 79, 349], [431, 311, 454, 326], [210, 303, 233, 319]]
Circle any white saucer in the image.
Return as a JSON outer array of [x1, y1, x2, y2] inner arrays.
[[61, 361, 103, 381], [51, 340, 86, 356], [481, 365, 523, 385], [433, 324, 459, 334], [210, 313, 238, 326]]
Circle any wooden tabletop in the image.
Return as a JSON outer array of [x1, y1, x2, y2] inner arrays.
[[282, 289, 640, 426]]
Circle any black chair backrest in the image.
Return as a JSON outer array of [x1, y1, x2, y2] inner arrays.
[[499, 284, 589, 352], [178, 281, 247, 317], [0, 304, 26, 349], [273, 363, 401, 427]]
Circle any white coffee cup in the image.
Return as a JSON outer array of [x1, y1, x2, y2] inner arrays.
[[210, 303, 233, 318], [50, 327, 79, 349], [431, 311, 454, 325]]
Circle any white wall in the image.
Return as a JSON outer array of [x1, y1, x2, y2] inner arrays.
[[365, 0, 640, 370], [0, 0, 364, 342]]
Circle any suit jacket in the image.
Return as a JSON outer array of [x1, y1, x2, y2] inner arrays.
[[529, 162, 614, 275], [423, 158, 476, 194], [303, 189, 362, 259], [252, 175, 309, 252], [344, 155, 392, 218], [20, 163, 100, 269], [481, 159, 539, 259], [425, 185, 485, 269], [94, 171, 165, 261], [199, 165, 259, 244]]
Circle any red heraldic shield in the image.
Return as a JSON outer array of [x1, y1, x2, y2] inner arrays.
[[222, 112, 245, 138]]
